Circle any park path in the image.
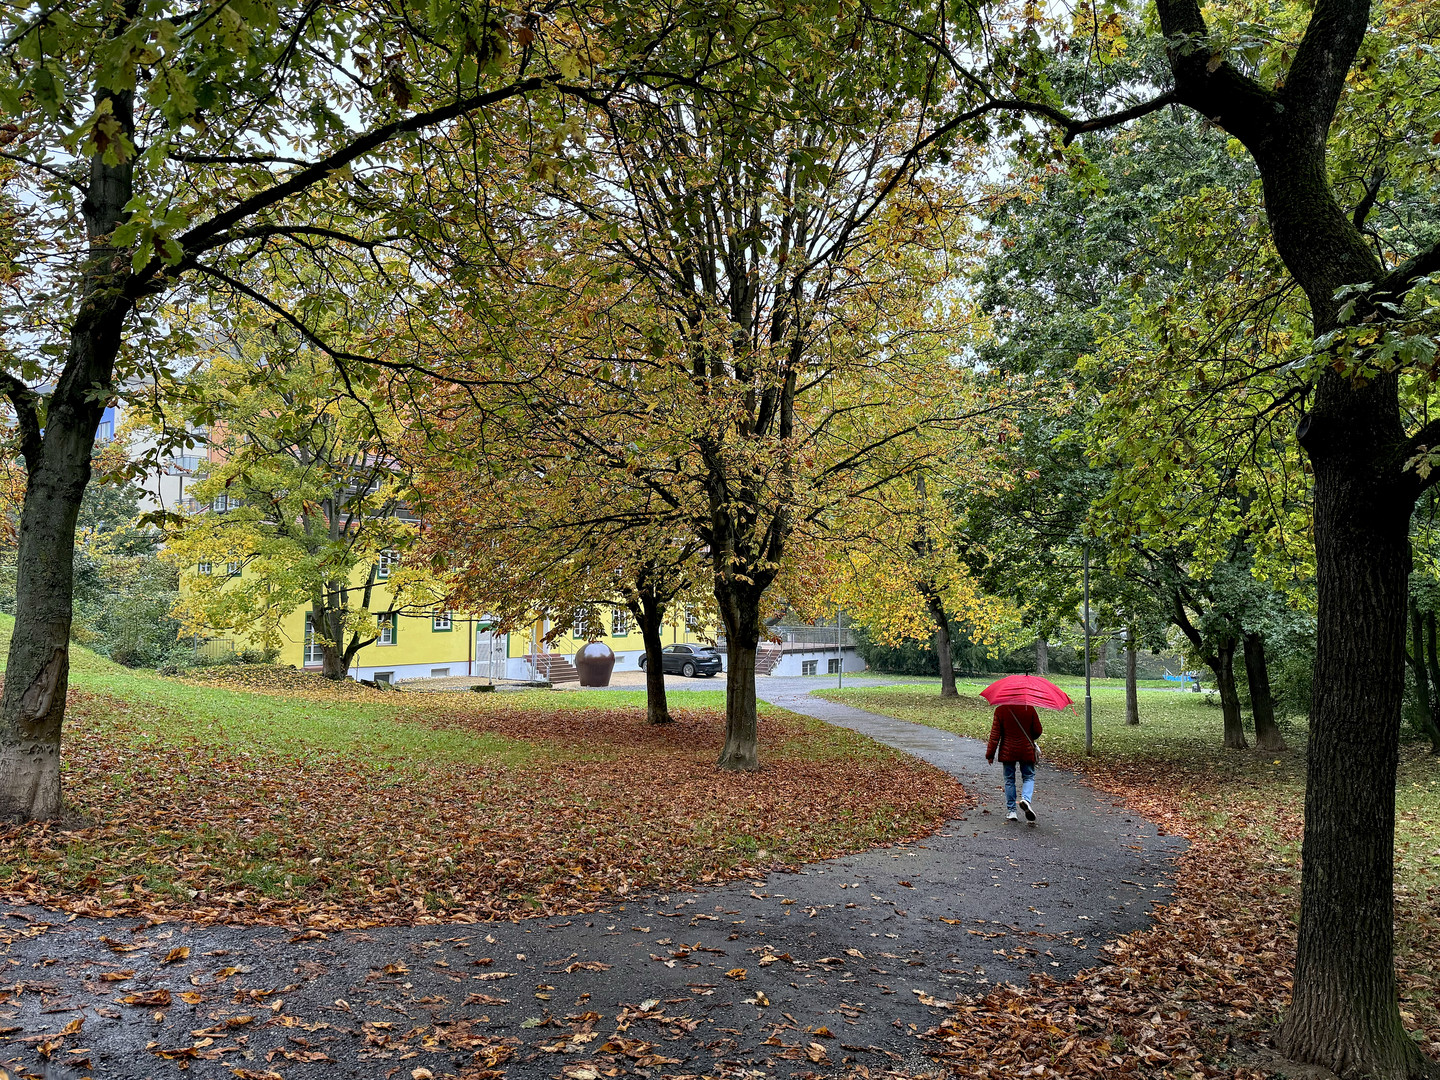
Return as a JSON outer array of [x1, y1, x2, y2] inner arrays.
[[0, 686, 1184, 1080]]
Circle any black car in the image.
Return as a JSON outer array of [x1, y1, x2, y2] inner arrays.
[[639, 643, 723, 677]]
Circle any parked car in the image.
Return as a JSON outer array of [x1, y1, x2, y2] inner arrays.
[[639, 643, 723, 678]]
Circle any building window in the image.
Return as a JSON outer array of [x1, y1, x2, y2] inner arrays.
[[611, 607, 629, 637], [802, 660, 818, 676], [377, 612, 396, 645], [374, 671, 394, 685], [828, 658, 841, 675], [95, 405, 116, 443], [197, 562, 212, 575], [685, 605, 700, 634], [432, 611, 453, 632], [226, 560, 241, 577], [211, 494, 230, 512], [376, 549, 398, 580], [430, 667, 450, 678], [303, 614, 325, 666]]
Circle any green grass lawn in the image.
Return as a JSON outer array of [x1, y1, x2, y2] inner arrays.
[[0, 618, 960, 927]]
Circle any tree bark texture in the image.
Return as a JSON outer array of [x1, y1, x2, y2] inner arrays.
[[923, 588, 957, 698], [1036, 634, 1049, 676], [715, 582, 762, 770], [0, 87, 136, 821], [1124, 636, 1140, 726], [1153, 0, 1435, 1066], [1244, 633, 1287, 752], [637, 596, 672, 725], [1214, 638, 1248, 750]]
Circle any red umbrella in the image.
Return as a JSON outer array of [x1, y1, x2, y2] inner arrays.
[[980, 674, 1074, 711]]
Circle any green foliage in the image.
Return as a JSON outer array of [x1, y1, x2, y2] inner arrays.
[[854, 626, 1040, 677]]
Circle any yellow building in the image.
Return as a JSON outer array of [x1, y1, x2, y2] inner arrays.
[[245, 564, 713, 683]]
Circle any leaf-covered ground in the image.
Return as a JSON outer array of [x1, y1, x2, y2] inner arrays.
[[822, 682, 1440, 1078], [0, 643, 961, 928]]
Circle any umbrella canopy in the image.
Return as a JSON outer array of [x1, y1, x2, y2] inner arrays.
[[980, 674, 1074, 711]]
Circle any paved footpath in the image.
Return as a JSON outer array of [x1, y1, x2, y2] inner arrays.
[[0, 685, 1184, 1080]]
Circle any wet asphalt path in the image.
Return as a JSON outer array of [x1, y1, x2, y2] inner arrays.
[[0, 682, 1184, 1079]]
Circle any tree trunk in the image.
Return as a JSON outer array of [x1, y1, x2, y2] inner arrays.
[[637, 596, 671, 725], [1280, 370, 1424, 1077], [0, 89, 135, 821], [1244, 632, 1287, 752], [1421, 609, 1440, 755], [1088, 636, 1108, 680], [1425, 611, 1440, 701], [923, 589, 957, 698], [715, 583, 761, 770], [1124, 635, 1139, 726], [0, 450, 93, 820], [1214, 638, 1248, 749], [1035, 634, 1048, 675]]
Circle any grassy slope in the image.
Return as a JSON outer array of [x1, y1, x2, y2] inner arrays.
[[0, 616, 960, 925]]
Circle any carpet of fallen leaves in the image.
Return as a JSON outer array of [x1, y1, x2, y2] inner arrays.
[[0, 686, 962, 929], [919, 744, 1440, 1079], [179, 663, 400, 697]]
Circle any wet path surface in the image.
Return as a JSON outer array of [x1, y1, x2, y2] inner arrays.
[[0, 684, 1184, 1079]]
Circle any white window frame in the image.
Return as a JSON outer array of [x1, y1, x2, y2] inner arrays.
[[376, 548, 398, 580], [802, 659, 818, 676], [612, 607, 629, 637], [303, 614, 325, 666], [827, 657, 841, 675], [432, 610, 453, 632], [197, 562, 212, 575], [377, 612, 396, 646], [226, 560, 241, 577]]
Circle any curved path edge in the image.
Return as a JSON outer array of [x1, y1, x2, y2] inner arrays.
[[0, 684, 1185, 1080]]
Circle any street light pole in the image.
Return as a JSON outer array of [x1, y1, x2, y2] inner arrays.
[[836, 607, 843, 689], [1083, 541, 1093, 755]]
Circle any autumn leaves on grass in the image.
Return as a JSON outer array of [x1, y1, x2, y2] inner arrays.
[[0, 680, 961, 927]]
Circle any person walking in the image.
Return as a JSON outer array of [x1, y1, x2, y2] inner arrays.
[[985, 701, 1043, 822]]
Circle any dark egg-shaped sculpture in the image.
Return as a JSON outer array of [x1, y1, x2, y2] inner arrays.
[[575, 640, 616, 687]]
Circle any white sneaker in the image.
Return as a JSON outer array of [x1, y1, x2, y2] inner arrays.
[[1006, 811, 1019, 821], [1018, 797, 1036, 822]]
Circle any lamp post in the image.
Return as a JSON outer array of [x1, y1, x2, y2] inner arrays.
[[836, 607, 843, 689], [1083, 541, 1093, 755]]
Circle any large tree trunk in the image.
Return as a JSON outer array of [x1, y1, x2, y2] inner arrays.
[[1153, 1, 1434, 1066], [1213, 638, 1248, 749], [923, 589, 957, 698], [0, 89, 134, 821], [637, 595, 671, 725], [1281, 370, 1424, 1076], [0, 447, 93, 820], [1124, 634, 1139, 726], [1035, 633, 1048, 676], [715, 582, 761, 771], [1244, 632, 1287, 752]]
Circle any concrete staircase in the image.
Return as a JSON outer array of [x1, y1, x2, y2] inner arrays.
[[533, 653, 580, 684], [755, 643, 784, 675]]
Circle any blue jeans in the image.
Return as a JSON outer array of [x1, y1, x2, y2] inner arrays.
[[1003, 761, 1035, 813]]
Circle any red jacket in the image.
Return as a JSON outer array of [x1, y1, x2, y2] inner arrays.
[[986, 704, 1042, 764]]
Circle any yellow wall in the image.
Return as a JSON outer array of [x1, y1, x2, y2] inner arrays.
[[188, 556, 714, 675]]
